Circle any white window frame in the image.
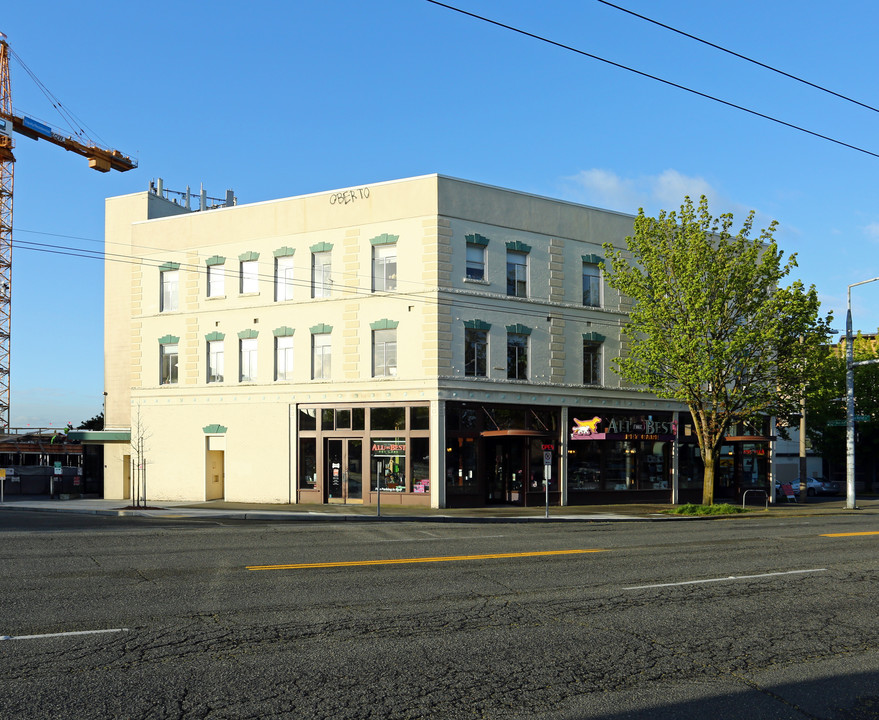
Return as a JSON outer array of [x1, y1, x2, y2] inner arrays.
[[464, 328, 488, 377], [239, 338, 258, 382], [275, 335, 294, 381], [160, 343, 178, 385], [506, 251, 528, 298], [312, 251, 332, 298], [372, 328, 398, 377], [372, 245, 397, 292], [583, 341, 602, 386], [312, 333, 331, 379], [207, 340, 224, 383], [160, 270, 179, 312], [583, 262, 601, 308], [465, 243, 486, 281], [207, 265, 225, 298], [506, 332, 528, 380], [275, 256, 295, 302], [240, 260, 259, 294]]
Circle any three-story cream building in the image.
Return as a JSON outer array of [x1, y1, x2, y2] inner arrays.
[[102, 174, 725, 508]]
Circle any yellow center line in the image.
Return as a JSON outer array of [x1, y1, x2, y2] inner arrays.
[[820, 531, 879, 537], [246, 548, 605, 571]]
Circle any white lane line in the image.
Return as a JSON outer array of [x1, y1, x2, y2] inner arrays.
[[0, 628, 129, 641], [623, 568, 827, 590]]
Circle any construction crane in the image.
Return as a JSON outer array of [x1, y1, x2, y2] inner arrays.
[[0, 32, 136, 430]]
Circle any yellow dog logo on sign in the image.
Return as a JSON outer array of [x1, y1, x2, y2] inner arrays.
[[572, 416, 602, 435]]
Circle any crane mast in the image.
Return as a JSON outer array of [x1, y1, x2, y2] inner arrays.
[[0, 33, 135, 430], [0, 35, 14, 430]]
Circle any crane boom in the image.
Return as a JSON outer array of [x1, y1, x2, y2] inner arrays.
[[0, 110, 136, 173], [0, 32, 135, 430]]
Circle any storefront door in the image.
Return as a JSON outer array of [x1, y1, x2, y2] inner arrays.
[[487, 438, 525, 504], [326, 438, 363, 504]]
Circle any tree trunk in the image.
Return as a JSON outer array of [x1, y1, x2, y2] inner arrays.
[[701, 445, 717, 506]]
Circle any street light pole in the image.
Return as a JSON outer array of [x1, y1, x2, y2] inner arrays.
[[845, 276, 879, 510]]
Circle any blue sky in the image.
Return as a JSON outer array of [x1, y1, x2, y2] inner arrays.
[[3, 0, 879, 427]]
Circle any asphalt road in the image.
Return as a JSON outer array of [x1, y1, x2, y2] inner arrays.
[[0, 510, 877, 719]]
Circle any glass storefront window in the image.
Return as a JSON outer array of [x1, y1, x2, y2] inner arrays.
[[411, 437, 430, 494], [336, 409, 351, 429], [299, 438, 317, 489], [446, 438, 478, 495], [299, 408, 316, 431], [352, 408, 365, 430], [410, 406, 429, 430], [371, 407, 405, 431], [371, 438, 406, 491], [678, 445, 702, 489], [321, 409, 335, 431]]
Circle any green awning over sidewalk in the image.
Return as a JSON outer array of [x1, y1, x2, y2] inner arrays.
[[67, 430, 131, 443]]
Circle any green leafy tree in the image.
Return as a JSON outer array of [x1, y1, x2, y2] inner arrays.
[[602, 196, 832, 504]]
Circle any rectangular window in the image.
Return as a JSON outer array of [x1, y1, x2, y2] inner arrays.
[[275, 256, 295, 301], [583, 262, 601, 307], [506, 251, 527, 297], [464, 328, 488, 377], [160, 270, 178, 312], [207, 340, 224, 383], [583, 341, 602, 385], [507, 333, 528, 380], [275, 335, 294, 381], [312, 251, 332, 298], [373, 328, 397, 377], [240, 260, 259, 294], [466, 244, 485, 280], [312, 333, 331, 379], [240, 338, 257, 382], [372, 245, 397, 292], [160, 343, 178, 385], [207, 265, 225, 298]]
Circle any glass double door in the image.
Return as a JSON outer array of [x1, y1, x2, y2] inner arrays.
[[325, 438, 363, 504]]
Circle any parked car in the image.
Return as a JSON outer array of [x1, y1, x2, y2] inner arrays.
[[775, 477, 841, 499]]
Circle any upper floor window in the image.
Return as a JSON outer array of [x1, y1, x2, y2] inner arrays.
[[582, 255, 602, 307], [275, 256, 295, 302], [312, 251, 332, 298], [466, 244, 485, 280], [239, 337, 258, 382], [464, 325, 488, 377], [160, 269, 179, 312], [506, 331, 528, 380], [208, 265, 225, 298], [240, 260, 259, 294], [583, 334, 604, 385], [372, 245, 397, 292], [275, 334, 294, 381], [312, 332, 332, 379], [160, 342, 178, 385], [207, 340, 224, 383], [373, 328, 397, 377], [465, 233, 489, 281], [506, 250, 528, 297]]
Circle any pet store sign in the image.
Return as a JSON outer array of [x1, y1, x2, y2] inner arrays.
[[571, 415, 676, 442]]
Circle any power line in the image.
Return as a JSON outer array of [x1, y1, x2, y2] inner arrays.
[[424, 0, 879, 160], [12, 234, 633, 333], [596, 0, 879, 115]]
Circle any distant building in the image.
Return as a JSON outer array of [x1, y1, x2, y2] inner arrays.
[[96, 174, 774, 507]]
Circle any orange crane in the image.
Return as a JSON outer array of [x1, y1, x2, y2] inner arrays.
[[0, 32, 136, 429]]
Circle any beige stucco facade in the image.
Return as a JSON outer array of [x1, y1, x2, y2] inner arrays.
[[103, 174, 692, 508]]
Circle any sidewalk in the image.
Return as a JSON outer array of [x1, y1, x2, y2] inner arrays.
[[1, 495, 877, 523]]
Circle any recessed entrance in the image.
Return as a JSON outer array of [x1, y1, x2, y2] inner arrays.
[[325, 438, 363, 504]]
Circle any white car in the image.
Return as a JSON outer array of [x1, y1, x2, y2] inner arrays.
[[775, 477, 841, 499]]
